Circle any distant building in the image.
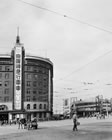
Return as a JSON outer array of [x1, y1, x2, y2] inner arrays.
[[71, 98, 111, 117], [0, 33, 53, 122], [63, 97, 77, 116]]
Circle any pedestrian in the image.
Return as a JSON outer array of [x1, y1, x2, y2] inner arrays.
[[9, 119, 12, 125], [18, 118, 23, 129], [27, 119, 31, 130], [72, 112, 78, 131]]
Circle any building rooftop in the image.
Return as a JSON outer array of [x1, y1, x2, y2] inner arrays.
[[25, 54, 53, 65], [0, 54, 11, 58]]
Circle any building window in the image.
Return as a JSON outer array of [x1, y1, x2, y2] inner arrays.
[[27, 89, 30, 94], [5, 81, 9, 87], [0, 90, 2, 94], [4, 89, 9, 94], [39, 68, 42, 73], [44, 113, 46, 118], [0, 81, 2, 86], [5, 73, 9, 79], [34, 74, 38, 79], [38, 95, 48, 102], [39, 91, 42, 95], [5, 66, 10, 71], [39, 113, 42, 118], [38, 81, 42, 86], [33, 90, 37, 94], [33, 104, 37, 109], [42, 68, 46, 74], [33, 113, 36, 118], [32, 96, 36, 101], [0, 73, 2, 78], [27, 104, 30, 109], [33, 81, 37, 87], [43, 76, 47, 81], [26, 96, 30, 101], [44, 104, 46, 109], [27, 74, 31, 79], [4, 96, 9, 102], [44, 85, 46, 88], [39, 104, 42, 109], [0, 66, 2, 71], [27, 66, 31, 71], [27, 81, 31, 87], [33, 66, 37, 72]]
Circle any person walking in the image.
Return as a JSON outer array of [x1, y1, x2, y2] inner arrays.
[[72, 112, 78, 131]]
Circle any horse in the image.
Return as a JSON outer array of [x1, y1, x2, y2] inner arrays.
[[18, 118, 27, 129]]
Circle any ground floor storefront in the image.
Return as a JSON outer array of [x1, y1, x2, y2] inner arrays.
[[0, 110, 52, 124]]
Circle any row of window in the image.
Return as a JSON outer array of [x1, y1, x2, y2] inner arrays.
[[0, 60, 13, 64], [26, 60, 51, 68], [26, 66, 49, 74], [26, 95, 48, 102], [26, 103, 47, 110], [0, 80, 47, 88], [0, 88, 48, 95], [26, 74, 48, 80], [0, 89, 10, 94], [26, 81, 47, 87], [0, 73, 10, 79], [0, 81, 10, 87], [26, 89, 48, 95], [0, 66, 12, 71], [0, 95, 48, 102], [0, 66, 49, 73], [0, 96, 10, 102]]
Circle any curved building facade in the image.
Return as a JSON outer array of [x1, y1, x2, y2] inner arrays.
[[0, 35, 53, 122]]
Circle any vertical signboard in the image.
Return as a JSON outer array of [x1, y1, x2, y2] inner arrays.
[[63, 98, 70, 115], [14, 45, 22, 110], [64, 99, 69, 106], [48, 70, 51, 111]]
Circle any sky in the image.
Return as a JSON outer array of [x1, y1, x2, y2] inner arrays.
[[1, 0, 112, 99]]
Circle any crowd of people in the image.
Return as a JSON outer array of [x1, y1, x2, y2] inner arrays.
[[0, 117, 38, 130]]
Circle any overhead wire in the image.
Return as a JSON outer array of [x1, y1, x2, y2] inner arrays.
[[16, 0, 112, 80], [58, 49, 112, 81], [16, 0, 112, 86], [17, 0, 112, 34]]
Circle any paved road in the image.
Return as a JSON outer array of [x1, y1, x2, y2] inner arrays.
[[0, 116, 112, 140]]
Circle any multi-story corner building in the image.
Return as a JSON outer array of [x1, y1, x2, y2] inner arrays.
[[0, 34, 53, 122]]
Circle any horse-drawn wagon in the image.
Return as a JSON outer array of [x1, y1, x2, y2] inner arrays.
[[27, 118, 38, 130]]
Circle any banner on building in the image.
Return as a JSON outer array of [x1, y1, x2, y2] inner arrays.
[[14, 45, 22, 110]]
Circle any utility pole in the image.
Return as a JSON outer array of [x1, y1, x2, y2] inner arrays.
[[106, 103, 108, 117]]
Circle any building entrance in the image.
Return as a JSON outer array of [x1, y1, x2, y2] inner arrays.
[[0, 105, 9, 123], [0, 113, 8, 122]]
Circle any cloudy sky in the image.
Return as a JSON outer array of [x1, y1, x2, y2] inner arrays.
[[1, 0, 112, 99]]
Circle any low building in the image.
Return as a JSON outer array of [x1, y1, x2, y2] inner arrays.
[[71, 98, 111, 117]]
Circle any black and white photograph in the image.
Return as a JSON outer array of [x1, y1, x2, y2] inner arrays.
[[0, 0, 112, 140]]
